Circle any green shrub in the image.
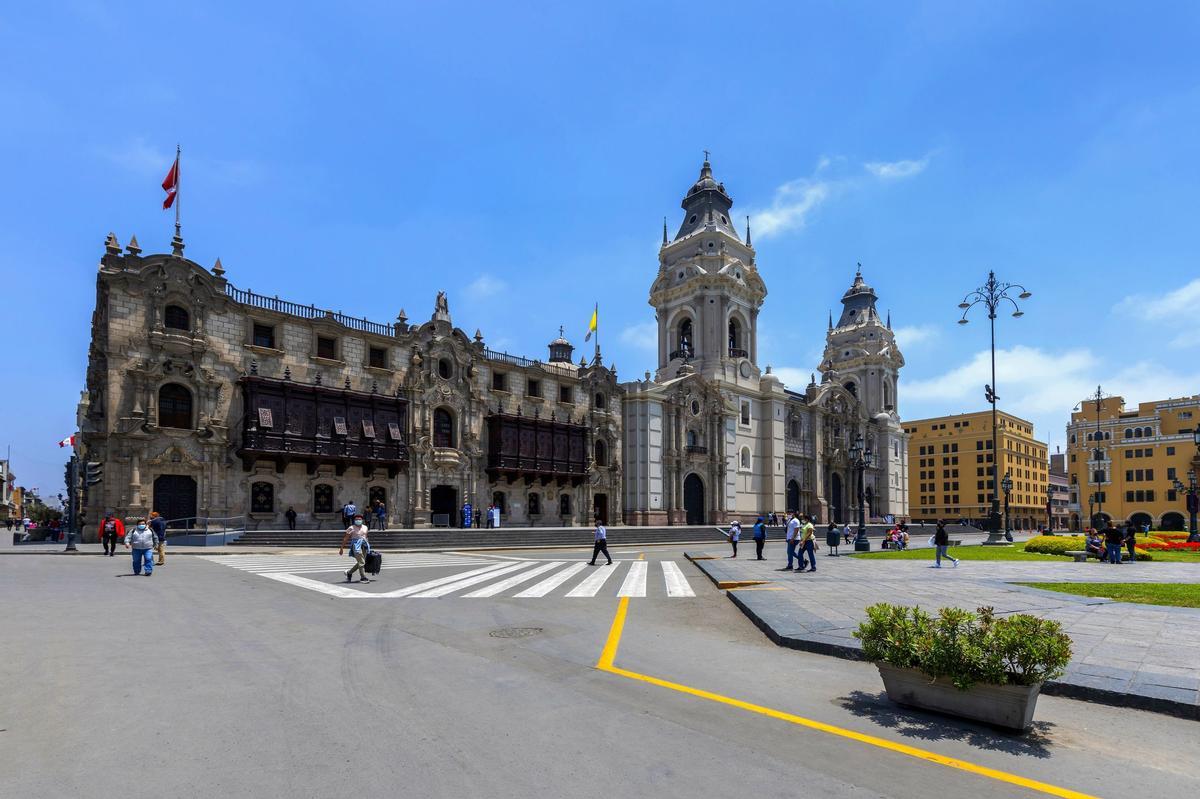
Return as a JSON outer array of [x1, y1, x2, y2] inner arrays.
[[855, 603, 1073, 690], [1024, 535, 1153, 560]]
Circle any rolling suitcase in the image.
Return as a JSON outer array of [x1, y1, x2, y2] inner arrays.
[[365, 550, 382, 576]]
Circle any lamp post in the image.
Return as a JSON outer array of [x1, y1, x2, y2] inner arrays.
[[1045, 483, 1054, 534], [1001, 472, 1013, 537], [958, 270, 1030, 545], [1175, 462, 1199, 542], [850, 433, 874, 552]]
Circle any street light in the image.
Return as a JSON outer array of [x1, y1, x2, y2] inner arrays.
[[850, 433, 874, 552], [1001, 472, 1013, 537], [958, 270, 1030, 545]]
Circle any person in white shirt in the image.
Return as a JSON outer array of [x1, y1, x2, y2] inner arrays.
[[726, 520, 741, 558], [339, 515, 372, 583], [588, 517, 612, 565], [781, 511, 801, 571]]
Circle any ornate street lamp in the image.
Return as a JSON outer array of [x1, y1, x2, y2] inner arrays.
[[958, 270, 1030, 545], [850, 433, 875, 551], [1001, 472, 1013, 538]]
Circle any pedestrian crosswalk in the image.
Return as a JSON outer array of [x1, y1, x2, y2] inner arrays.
[[199, 553, 696, 599]]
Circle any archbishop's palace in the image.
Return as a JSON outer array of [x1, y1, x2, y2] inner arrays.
[[77, 160, 909, 534]]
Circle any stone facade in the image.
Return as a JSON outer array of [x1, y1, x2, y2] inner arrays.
[[620, 161, 909, 525], [77, 235, 622, 537]]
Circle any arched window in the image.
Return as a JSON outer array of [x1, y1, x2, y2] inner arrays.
[[559, 493, 571, 516], [164, 304, 190, 331], [251, 482, 274, 514], [158, 383, 193, 429], [594, 439, 608, 467], [594, 392, 607, 410], [844, 381, 857, 398], [740, 447, 751, 470], [1124, 428, 1133, 439], [1143, 426, 1153, 437], [728, 318, 741, 355], [433, 408, 454, 448], [678, 318, 693, 357], [1070, 434, 1076, 444], [528, 492, 541, 515], [1134, 428, 1142, 438], [884, 379, 893, 409], [492, 491, 506, 515], [313, 484, 333, 514]]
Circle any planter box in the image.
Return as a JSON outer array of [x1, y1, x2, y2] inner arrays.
[[876, 663, 1043, 732]]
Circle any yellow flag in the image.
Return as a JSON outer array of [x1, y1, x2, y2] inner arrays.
[[584, 304, 597, 342]]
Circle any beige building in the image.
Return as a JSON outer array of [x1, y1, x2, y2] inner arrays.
[[1066, 394, 1200, 530], [904, 410, 1048, 529]]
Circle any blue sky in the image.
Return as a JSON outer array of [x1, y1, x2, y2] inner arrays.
[[2, 1, 1199, 497]]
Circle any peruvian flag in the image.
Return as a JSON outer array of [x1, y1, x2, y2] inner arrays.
[[57, 434, 76, 448], [162, 155, 179, 209]]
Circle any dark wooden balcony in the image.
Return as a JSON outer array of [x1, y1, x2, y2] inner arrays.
[[237, 376, 409, 477], [686, 444, 709, 455], [486, 412, 588, 486]]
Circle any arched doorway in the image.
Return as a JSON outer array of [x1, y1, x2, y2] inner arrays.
[[430, 485, 457, 527], [1161, 512, 1185, 531], [830, 473, 844, 524], [1129, 512, 1152, 530], [593, 493, 608, 525], [153, 475, 197, 528], [786, 480, 800, 514], [683, 474, 704, 525], [1092, 512, 1112, 529]]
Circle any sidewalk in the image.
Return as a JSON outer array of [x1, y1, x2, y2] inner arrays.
[[685, 547, 1200, 720]]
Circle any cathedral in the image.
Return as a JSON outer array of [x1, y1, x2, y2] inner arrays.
[[76, 159, 907, 535]]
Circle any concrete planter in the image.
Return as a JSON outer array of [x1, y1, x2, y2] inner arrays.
[[875, 663, 1043, 732]]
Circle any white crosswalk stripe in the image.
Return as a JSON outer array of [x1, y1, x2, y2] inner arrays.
[[199, 555, 695, 599], [565, 563, 620, 597], [617, 561, 648, 597], [661, 561, 696, 597]]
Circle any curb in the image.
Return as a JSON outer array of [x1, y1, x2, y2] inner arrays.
[[690, 557, 1200, 722]]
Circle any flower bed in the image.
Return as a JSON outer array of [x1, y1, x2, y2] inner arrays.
[[1138, 540, 1200, 551], [1023, 535, 1153, 560]]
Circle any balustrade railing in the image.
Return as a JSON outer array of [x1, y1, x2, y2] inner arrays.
[[226, 284, 396, 337]]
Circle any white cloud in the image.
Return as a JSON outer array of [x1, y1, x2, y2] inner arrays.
[[891, 324, 939, 349], [464, 274, 507, 301], [864, 157, 930, 180], [619, 321, 658, 352], [744, 177, 832, 239], [1116, 278, 1200, 348]]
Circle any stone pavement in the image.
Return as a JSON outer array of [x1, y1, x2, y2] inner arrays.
[[685, 549, 1200, 720]]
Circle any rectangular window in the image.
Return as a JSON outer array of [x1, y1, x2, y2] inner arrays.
[[1168, 489, 1177, 501], [1125, 490, 1135, 502], [1146, 490, 1155, 502], [252, 323, 275, 349], [1167, 446, 1175, 456], [492, 372, 507, 392], [527, 379, 541, 398], [1168, 467, 1177, 480], [942, 444, 949, 453], [1146, 468, 1154, 481], [978, 494, 985, 503], [741, 401, 751, 425], [369, 346, 387, 369], [951, 443, 959, 452], [951, 456, 959, 465], [1126, 470, 1134, 482], [559, 385, 572, 403], [316, 336, 337, 360]]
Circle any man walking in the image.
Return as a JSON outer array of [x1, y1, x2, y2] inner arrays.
[[752, 516, 766, 560], [341, 500, 358, 530], [285, 506, 297, 531], [339, 513, 372, 583], [588, 516, 612, 566], [797, 514, 817, 572], [124, 518, 155, 576], [149, 511, 167, 566], [99, 510, 124, 557], [780, 511, 799, 571], [933, 519, 959, 568]]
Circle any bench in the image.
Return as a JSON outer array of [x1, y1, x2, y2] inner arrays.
[[1065, 550, 1090, 562]]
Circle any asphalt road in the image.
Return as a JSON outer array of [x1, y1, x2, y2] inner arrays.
[[2, 544, 1196, 799]]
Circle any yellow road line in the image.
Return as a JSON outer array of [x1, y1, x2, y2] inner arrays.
[[594, 596, 1099, 799]]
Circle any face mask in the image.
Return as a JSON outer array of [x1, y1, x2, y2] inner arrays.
[[354, 519, 364, 525], [137, 524, 147, 531]]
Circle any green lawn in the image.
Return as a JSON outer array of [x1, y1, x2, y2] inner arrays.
[[1014, 582, 1200, 608], [852, 543, 1060, 561], [853, 542, 1200, 563]]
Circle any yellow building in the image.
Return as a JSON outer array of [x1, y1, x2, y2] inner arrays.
[[903, 410, 1049, 529], [1066, 394, 1200, 531]]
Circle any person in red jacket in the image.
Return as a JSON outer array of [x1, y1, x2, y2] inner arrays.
[[99, 510, 125, 557]]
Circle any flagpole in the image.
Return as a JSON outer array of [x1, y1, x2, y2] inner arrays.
[[593, 302, 599, 365], [172, 144, 183, 255]]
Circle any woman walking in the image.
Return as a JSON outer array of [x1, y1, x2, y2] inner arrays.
[[933, 519, 958, 568]]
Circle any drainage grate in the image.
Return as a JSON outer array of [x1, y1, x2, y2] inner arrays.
[[489, 627, 544, 639]]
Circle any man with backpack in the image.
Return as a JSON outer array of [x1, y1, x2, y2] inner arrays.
[[99, 510, 124, 557], [752, 516, 766, 560], [339, 513, 372, 583]]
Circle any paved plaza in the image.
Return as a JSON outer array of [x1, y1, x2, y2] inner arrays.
[[687, 547, 1200, 718]]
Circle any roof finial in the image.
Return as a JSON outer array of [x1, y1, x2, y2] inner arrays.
[[745, 215, 752, 246], [886, 309, 892, 329], [559, 325, 565, 338], [856, 261, 863, 278], [703, 148, 710, 163], [211, 257, 225, 277], [828, 310, 833, 330], [662, 217, 668, 246]]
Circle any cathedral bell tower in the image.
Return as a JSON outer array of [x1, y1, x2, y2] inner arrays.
[[820, 266, 904, 418], [648, 158, 767, 384]]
